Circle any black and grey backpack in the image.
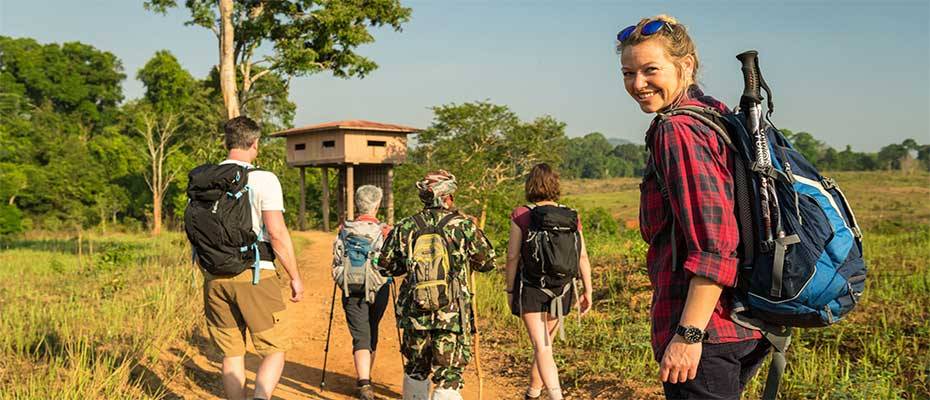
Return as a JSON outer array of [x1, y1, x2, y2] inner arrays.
[[519, 203, 582, 342], [184, 163, 274, 284]]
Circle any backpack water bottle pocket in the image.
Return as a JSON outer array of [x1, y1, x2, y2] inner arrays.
[[343, 234, 375, 296], [413, 279, 450, 311]]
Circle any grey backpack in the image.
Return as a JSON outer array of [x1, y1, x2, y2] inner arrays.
[[333, 220, 387, 303]]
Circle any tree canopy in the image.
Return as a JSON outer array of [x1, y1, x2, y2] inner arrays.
[[144, 0, 412, 118]]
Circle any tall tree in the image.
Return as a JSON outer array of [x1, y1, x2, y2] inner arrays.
[[133, 51, 199, 234], [144, 0, 412, 119], [137, 50, 197, 113], [0, 36, 125, 129], [1, 37, 130, 230], [129, 104, 184, 235]]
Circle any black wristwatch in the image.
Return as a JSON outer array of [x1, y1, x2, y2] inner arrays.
[[675, 325, 708, 344]]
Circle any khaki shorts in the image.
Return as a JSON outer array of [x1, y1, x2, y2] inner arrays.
[[202, 268, 290, 357]]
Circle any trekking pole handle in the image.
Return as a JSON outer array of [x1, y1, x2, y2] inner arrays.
[[736, 50, 762, 106]]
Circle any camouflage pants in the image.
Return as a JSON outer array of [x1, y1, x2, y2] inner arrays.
[[402, 328, 472, 390]]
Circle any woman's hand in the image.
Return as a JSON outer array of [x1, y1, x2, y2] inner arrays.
[[579, 289, 593, 316], [659, 335, 702, 384]]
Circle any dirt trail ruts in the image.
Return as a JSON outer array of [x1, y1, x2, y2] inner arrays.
[[165, 230, 515, 400]]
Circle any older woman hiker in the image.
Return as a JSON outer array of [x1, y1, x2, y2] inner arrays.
[[332, 185, 392, 400], [505, 163, 593, 400], [617, 15, 771, 399]]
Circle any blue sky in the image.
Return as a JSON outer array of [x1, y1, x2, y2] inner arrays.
[[3, 0, 928, 151]]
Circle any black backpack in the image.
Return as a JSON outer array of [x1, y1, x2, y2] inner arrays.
[[520, 204, 581, 289], [184, 163, 275, 282], [519, 203, 582, 342]]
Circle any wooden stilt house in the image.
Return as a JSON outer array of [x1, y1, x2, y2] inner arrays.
[[270, 120, 417, 231]]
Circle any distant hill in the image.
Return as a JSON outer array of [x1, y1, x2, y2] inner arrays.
[[608, 137, 635, 147]]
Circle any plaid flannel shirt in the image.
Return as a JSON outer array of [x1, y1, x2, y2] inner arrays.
[[639, 87, 761, 362]]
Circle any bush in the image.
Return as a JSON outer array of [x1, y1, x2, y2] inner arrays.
[[0, 204, 24, 236], [582, 206, 619, 236]]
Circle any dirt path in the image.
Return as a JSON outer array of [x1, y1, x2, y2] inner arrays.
[[165, 230, 515, 400]]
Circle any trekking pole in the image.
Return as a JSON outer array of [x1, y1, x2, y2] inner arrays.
[[737, 50, 782, 251], [469, 271, 484, 400], [762, 349, 787, 400], [320, 282, 337, 391], [389, 279, 405, 363]]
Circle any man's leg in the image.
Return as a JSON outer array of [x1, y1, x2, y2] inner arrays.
[[343, 294, 374, 382], [253, 351, 285, 399], [355, 349, 373, 380], [240, 269, 290, 399], [221, 356, 247, 400], [204, 273, 250, 400], [402, 329, 432, 400], [430, 329, 470, 400]]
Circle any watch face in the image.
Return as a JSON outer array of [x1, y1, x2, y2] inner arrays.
[[677, 325, 704, 343], [684, 328, 703, 343]]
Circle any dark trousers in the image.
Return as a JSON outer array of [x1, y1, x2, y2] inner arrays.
[[341, 284, 390, 352], [663, 339, 771, 400]]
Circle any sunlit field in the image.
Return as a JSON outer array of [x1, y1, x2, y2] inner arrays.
[[475, 171, 930, 399]]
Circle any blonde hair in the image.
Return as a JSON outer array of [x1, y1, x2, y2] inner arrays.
[[616, 14, 700, 88]]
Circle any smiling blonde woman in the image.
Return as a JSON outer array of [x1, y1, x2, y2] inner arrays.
[[618, 15, 770, 400]]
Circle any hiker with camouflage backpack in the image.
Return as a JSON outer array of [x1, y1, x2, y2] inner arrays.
[[505, 163, 593, 400], [331, 185, 393, 400], [376, 170, 496, 400]]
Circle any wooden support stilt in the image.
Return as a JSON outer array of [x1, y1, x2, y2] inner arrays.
[[299, 167, 306, 231], [322, 167, 330, 232], [346, 164, 355, 220], [386, 166, 395, 225], [337, 167, 346, 226]]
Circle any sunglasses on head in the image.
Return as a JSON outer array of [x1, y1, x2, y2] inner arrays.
[[616, 20, 671, 43]]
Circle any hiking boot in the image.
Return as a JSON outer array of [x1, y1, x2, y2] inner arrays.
[[358, 384, 375, 400]]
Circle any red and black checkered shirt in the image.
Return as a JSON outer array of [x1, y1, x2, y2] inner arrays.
[[639, 87, 761, 362]]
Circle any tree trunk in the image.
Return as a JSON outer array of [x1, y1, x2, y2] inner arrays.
[[77, 230, 83, 271], [152, 193, 162, 236], [219, 0, 240, 119], [479, 202, 487, 230]]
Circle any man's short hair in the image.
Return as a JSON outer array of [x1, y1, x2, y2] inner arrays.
[[224, 116, 261, 150], [355, 185, 384, 215]]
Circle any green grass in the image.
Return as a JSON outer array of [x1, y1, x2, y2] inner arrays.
[[562, 177, 642, 226], [0, 232, 199, 399], [477, 171, 930, 399]]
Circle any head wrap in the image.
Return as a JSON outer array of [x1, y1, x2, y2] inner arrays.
[[416, 170, 457, 208]]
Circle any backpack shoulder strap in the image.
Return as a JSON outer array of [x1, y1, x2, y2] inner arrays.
[[436, 211, 462, 230], [658, 106, 736, 151], [411, 212, 429, 232]]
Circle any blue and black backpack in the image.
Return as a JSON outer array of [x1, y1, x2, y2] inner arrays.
[[184, 163, 275, 285], [654, 51, 866, 399]]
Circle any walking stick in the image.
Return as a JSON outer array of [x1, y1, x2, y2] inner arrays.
[[469, 271, 484, 400], [389, 279, 405, 363], [320, 282, 337, 391]]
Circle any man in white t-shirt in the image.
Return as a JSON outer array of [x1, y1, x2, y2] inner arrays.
[[202, 116, 304, 400]]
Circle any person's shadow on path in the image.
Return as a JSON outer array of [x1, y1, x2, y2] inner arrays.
[[175, 330, 401, 399]]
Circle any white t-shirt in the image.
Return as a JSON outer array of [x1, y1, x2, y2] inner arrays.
[[220, 159, 285, 270]]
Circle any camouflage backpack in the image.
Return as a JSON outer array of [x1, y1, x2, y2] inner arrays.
[[407, 211, 461, 312]]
